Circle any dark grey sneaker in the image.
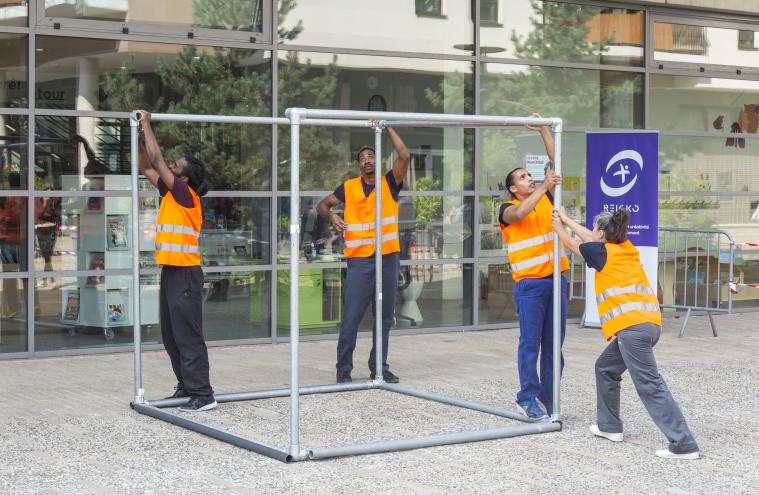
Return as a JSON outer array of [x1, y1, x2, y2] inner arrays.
[[336, 371, 352, 383], [179, 396, 218, 412], [370, 370, 400, 383], [165, 384, 189, 400]]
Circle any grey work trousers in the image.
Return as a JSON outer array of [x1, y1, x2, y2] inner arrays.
[[595, 322, 699, 454]]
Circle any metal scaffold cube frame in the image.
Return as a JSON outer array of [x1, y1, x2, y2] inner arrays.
[[128, 108, 565, 462]]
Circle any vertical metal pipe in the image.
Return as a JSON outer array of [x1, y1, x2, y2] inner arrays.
[[373, 124, 383, 382], [130, 116, 143, 403], [288, 109, 302, 456], [683, 233, 689, 307], [694, 234, 699, 307], [551, 120, 563, 420], [727, 234, 734, 313]]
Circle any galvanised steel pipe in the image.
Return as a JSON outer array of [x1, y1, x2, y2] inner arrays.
[[309, 421, 561, 459], [373, 125, 384, 384], [132, 403, 293, 462], [130, 116, 144, 405], [552, 120, 563, 421], [288, 108, 302, 459], [146, 381, 376, 408], [290, 107, 558, 128], [379, 383, 537, 423]]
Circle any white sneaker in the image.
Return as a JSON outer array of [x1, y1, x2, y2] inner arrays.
[[655, 448, 700, 460], [589, 424, 623, 442]]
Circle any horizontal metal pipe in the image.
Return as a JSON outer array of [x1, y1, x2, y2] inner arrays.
[[287, 108, 558, 127], [132, 403, 292, 463], [380, 383, 534, 423], [146, 381, 376, 408], [382, 120, 524, 128], [309, 421, 561, 459], [131, 112, 289, 125], [300, 118, 373, 127]]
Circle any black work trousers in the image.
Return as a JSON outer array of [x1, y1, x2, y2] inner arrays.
[[159, 265, 214, 398]]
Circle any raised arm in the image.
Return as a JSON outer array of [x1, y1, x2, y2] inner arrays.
[[136, 130, 160, 188], [556, 206, 595, 242], [317, 193, 346, 233], [136, 110, 174, 189], [386, 125, 410, 185], [552, 211, 582, 257]]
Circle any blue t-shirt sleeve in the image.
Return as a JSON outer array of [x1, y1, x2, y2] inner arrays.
[[579, 242, 607, 271], [333, 183, 345, 203], [499, 203, 512, 227]]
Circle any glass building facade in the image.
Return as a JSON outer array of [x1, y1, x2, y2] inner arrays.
[[3, 0, 759, 358]]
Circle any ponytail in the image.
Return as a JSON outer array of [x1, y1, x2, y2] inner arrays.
[[593, 208, 629, 244]]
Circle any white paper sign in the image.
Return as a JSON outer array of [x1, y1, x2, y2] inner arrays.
[[525, 154, 549, 181]]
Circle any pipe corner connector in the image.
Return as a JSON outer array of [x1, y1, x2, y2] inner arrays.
[[285, 107, 305, 123], [551, 117, 563, 132], [129, 111, 142, 125]]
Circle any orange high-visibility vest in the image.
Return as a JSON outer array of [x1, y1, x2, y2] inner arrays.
[[595, 240, 661, 341], [499, 194, 569, 282], [342, 176, 400, 258], [155, 186, 202, 266]]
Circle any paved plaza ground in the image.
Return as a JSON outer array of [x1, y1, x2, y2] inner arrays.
[[2, 312, 757, 494]]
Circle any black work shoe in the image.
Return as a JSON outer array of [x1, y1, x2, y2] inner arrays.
[[370, 370, 400, 383], [179, 395, 218, 412], [336, 371, 352, 383], [165, 384, 189, 400]]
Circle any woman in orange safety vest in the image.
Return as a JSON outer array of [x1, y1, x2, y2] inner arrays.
[[554, 206, 699, 460]]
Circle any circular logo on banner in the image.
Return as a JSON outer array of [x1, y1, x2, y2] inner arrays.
[[600, 149, 643, 197]]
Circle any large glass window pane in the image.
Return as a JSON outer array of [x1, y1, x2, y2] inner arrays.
[[0, 34, 28, 107], [1, 115, 28, 190], [278, 51, 473, 191], [36, 116, 272, 191], [650, 74, 759, 133], [0, 1, 26, 27], [36, 36, 271, 114], [276, 262, 473, 337], [36, 195, 132, 272], [277, 195, 472, 263], [479, 3, 643, 67], [200, 197, 271, 266], [659, 135, 759, 229], [36, 117, 132, 191], [279, 0, 474, 55], [35, 275, 159, 351], [0, 276, 26, 352], [654, 22, 759, 69], [479, 129, 585, 193], [44, 0, 263, 33], [204, 270, 271, 341], [0, 195, 27, 272], [478, 262, 584, 324], [481, 63, 643, 129]]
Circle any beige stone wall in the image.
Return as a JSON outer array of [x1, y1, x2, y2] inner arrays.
[[626, 0, 759, 15]]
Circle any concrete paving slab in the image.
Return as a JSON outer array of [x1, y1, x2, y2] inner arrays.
[[1, 312, 758, 494]]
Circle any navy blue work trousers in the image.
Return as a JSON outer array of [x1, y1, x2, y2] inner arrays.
[[336, 252, 400, 375]]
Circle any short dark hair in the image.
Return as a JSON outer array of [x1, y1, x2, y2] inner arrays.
[[182, 154, 209, 196], [356, 145, 375, 162], [593, 209, 629, 244], [504, 167, 525, 199]]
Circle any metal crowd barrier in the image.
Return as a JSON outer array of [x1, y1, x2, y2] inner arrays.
[[658, 227, 735, 337]]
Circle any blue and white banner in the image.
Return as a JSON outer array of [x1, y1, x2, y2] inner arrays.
[[584, 131, 659, 328]]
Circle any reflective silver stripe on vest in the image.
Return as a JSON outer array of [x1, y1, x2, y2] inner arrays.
[[344, 231, 399, 248], [510, 253, 552, 272], [507, 232, 555, 253], [344, 238, 375, 248], [156, 243, 199, 254], [596, 284, 655, 305], [156, 224, 200, 238], [599, 302, 661, 325], [345, 215, 398, 232]]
